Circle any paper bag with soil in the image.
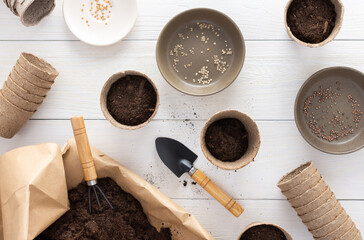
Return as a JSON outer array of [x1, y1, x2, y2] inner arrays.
[[0, 139, 213, 240], [0, 143, 69, 240], [60, 138, 213, 240]]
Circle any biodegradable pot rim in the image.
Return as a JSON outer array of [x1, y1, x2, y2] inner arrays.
[[298, 193, 338, 222], [19, 52, 58, 79], [1, 83, 40, 112], [0, 91, 36, 114], [15, 61, 55, 85], [277, 161, 314, 190], [200, 110, 260, 170], [315, 216, 352, 240], [15, 0, 56, 27], [237, 222, 293, 240], [288, 179, 328, 208], [284, 0, 344, 48], [100, 70, 160, 130], [295, 189, 333, 216], [5, 80, 44, 104], [282, 169, 321, 199]]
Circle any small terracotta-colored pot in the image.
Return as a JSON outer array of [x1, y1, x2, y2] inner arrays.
[[237, 222, 293, 240], [284, 0, 344, 48], [201, 110, 260, 170], [100, 70, 160, 130]]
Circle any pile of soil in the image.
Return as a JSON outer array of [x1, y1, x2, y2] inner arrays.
[[35, 178, 172, 240], [240, 225, 287, 240], [107, 75, 157, 126], [287, 0, 336, 44], [205, 118, 248, 162]]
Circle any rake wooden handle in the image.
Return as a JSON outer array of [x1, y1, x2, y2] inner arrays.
[[191, 169, 244, 217], [71, 115, 97, 182]]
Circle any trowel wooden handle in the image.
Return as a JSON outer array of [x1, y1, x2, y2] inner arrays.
[[191, 169, 244, 217], [71, 115, 97, 182]]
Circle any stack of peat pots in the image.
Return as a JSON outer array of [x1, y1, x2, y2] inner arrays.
[[0, 52, 58, 138], [278, 162, 362, 240]]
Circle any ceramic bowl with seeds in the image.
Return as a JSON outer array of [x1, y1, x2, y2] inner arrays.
[[63, 0, 138, 46], [156, 8, 245, 96], [295, 67, 364, 154]]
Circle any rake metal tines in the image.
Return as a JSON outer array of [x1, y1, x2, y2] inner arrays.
[[87, 180, 114, 213]]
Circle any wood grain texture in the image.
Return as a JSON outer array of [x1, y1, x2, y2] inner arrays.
[[1, 120, 363, 200], [0, 0, 364, 41], [191, 169, 244, 217], [1, 41, 364, 120], [71, 116, 98, 182]]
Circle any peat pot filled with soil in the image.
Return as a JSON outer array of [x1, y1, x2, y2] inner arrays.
[[284, 0, 344, 48], [100, 70, 160, 130], [201, 110, 260, 170], [238, 222, 293, 240]]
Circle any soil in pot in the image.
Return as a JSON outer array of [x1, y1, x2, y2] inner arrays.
[[107, 75, 157, 126], [205, 118, 248, 162], [287, 0, 336, 44], [240, 225, 287, 240], [35, 178, 172, 240]]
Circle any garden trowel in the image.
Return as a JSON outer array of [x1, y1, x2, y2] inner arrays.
[[155, 137, 244, 217]]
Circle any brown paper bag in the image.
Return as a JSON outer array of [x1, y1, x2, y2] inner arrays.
[[61, 138, 213, 240], [0, 143, 69, 240], [0, 140, 213, 240]]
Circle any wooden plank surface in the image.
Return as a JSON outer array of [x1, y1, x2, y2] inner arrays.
[[1, 41, 364, 120], [0, 0, 363, 239], [0, 0, 364, 41]]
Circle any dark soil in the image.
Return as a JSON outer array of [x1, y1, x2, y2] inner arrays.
[[35, 178, 172, 240], [107, 75, 157, 126], [205, 118, 248, 162], [287, 0, 336, 44], [240, 225, 287, 240]]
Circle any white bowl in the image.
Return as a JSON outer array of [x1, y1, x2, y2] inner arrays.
[[63, 0, 138, 46]]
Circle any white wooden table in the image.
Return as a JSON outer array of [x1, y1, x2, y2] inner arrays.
[[1, 0, 364, 239]]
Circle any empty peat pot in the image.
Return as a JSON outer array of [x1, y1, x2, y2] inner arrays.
[[284, 0, 344, 48], [201, 110, 260, 170], [100, 70, 160, 130], [238, 222, 293, 240]]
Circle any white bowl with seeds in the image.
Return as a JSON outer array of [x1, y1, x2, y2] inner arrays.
[[156, 8, 245, 96], [63, 0, 138, 46]]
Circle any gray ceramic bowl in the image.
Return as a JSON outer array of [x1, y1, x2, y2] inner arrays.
[[156, 8, 245, 96], [295, 67, 364, 154]]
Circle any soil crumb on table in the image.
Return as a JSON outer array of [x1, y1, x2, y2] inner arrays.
[[107, 75, 157, 126], [287, 0, 336, 44], [240, 225, 287, 240], [35, 178, 172, 240], [205, 118, 248, 162]]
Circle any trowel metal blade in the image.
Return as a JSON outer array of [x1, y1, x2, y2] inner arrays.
[[155, 137, 198, 177]]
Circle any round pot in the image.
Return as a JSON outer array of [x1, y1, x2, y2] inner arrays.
[[201, 110, 260, 170], [237, 222, 293, 240], [100, 70, 160, 130], [284, 0, 344, 48]]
